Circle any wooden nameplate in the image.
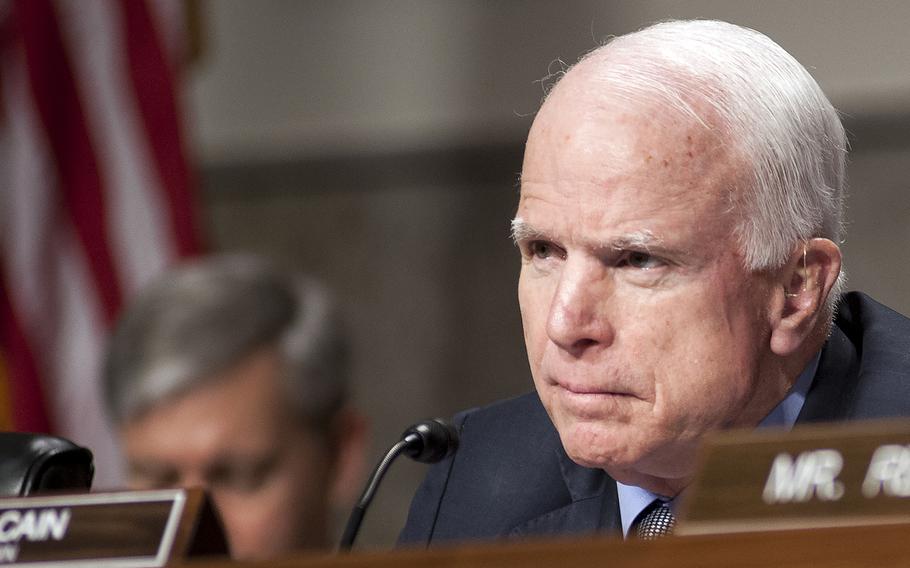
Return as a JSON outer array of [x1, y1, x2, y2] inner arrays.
[[679, 419, 910, 535], [0, 487, 226, 566]]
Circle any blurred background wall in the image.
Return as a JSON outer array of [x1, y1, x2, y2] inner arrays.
[[184, 1, 910, 547]]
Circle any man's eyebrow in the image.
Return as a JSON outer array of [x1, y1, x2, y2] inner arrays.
[[608, 230, 662, 251], [510, 217, 550, 244], [127, 461, 175, 479], [511, 218, 662, 250]]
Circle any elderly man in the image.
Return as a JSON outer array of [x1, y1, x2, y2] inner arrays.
[[103, 254, 365, 559], [399, 20, 910, 544]]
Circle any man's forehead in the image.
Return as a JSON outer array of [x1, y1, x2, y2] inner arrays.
[[522, 85, 740, 209], [516, 141, 742, 257], [521, 118, 737, 205], [535, 94, 721, 155]]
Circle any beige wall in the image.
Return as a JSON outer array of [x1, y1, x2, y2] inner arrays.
[[187, 1, 910, 548], [189, 1, 910, 160]]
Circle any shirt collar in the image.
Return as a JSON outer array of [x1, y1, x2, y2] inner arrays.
[[615, 351, 821, 537], [616, 482, 664, 537], [758, 351, 820, 429]]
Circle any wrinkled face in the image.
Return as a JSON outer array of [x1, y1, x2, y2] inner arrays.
[[121, 349, 332, 560], [516, 77, 781, 489]]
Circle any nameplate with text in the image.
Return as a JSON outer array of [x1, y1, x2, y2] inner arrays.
[[679, 420, 910, 535], [0, 488, 224, 566]]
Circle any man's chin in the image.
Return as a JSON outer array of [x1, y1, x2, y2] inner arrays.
[[558, 428, 642, 471]]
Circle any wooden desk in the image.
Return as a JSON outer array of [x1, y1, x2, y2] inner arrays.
[[180, 521, 910, 568]]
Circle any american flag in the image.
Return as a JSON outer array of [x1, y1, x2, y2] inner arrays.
[[0, 0, 200, 488]]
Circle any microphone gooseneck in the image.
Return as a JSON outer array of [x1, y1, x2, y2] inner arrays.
[[338, 418, 459, 551]]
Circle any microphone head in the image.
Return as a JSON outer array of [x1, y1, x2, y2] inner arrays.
[[401, 418, 459, 463]]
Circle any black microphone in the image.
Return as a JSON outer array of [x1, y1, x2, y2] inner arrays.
[[338, 418, 459, 551]]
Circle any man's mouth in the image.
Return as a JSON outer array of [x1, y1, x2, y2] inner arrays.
[[553, 377, 634, 398]]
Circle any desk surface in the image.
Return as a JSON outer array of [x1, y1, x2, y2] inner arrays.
[[178, 521, 910, 568]]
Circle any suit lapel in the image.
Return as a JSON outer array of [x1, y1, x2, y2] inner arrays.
[[797, 322, 861, 424], [509, 445, 620, 538]]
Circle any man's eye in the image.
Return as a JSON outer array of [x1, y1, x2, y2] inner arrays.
[[624, 251, 663, 270], [531, 241, 551, 258], [528, 241, 560, 259], [214, 455, 279, 494]]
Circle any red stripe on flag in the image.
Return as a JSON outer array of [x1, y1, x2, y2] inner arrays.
[[14, 0, 123, 325], [121, 0, 202, 257], [0, 274, 52, 433]]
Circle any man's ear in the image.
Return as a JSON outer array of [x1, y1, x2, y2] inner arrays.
[[327, 406, 368, 507], [769, 238, 842, 356]]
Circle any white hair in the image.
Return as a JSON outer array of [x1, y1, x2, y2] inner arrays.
[[567, 20, 848, 310]]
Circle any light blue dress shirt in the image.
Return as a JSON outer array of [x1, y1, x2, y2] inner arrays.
[[616, 352, 822, 537]]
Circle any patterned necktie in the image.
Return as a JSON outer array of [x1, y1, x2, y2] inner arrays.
[[634, 500, 676, 540]]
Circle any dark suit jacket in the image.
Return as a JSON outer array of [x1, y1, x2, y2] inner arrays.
[[398, 292, 910, 547]]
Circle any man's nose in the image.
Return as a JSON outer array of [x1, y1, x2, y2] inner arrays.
[[546, 259, 614, 356]]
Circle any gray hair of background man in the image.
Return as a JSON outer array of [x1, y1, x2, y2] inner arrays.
[[562, 19, 847, 309], [103, 254, 349, 429]]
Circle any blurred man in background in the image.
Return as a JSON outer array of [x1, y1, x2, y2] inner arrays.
[[103, 254, 365, 560]]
